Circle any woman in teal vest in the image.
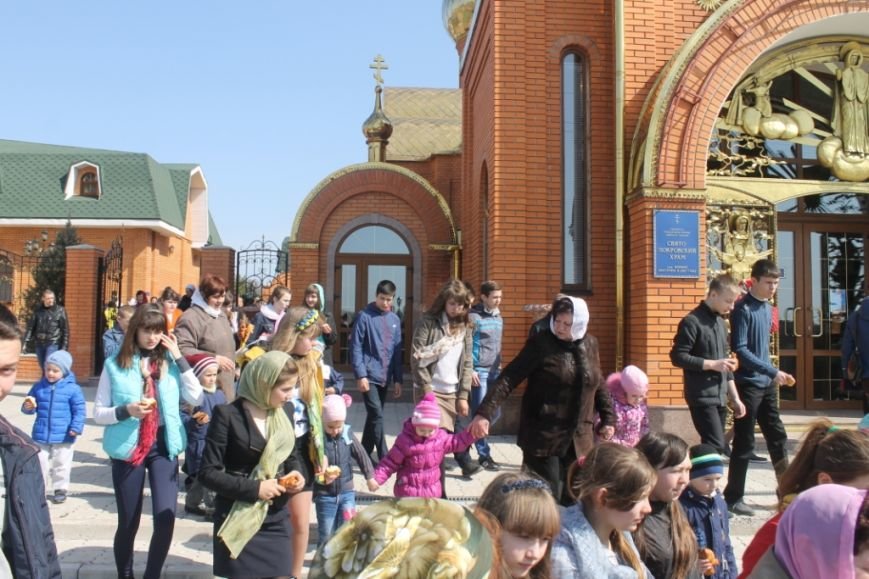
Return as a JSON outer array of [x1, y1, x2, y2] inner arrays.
[[94, 305, 203, 579]]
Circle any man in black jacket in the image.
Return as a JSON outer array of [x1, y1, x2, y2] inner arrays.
[[0, 304, 62, 578], [671, 274, 746, 457], [23, 289, 69, 371]]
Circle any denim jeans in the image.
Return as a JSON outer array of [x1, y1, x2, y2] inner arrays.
[[35, 343, 59, 372], [470, 368, 499, 460], [314, 491, 356, 546]]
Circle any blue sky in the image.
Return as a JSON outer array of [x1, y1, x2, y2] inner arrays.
[[0, 1, 460, 251]]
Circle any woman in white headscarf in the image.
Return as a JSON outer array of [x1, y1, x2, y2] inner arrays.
[[470, 296, 615, 504]]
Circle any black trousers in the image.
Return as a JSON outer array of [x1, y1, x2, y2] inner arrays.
[[689, 404, 728, 455], [724, 383, 788, 505], [523, 446, 576, 507], [361, 382, 388, 461]]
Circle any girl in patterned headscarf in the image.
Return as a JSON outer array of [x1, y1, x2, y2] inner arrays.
[[270, 306, 328, 578]]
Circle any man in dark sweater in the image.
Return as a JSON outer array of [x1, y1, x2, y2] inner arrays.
[[670, 274, 746, 456], [724, 259, 793, 516]]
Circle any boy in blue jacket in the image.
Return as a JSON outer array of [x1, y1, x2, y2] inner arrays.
[[349, 279, 403, 462], [679, 444, 737, 578], [21, 350, 86, 504]]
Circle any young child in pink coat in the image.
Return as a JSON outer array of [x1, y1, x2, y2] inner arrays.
[[372, 393, 477, 498], [596, 365, 650, 447]]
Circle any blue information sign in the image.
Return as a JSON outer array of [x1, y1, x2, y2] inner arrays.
[[653, 210, 700, 278]]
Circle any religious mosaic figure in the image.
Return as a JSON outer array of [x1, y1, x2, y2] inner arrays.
[[833, 42, 869, 158], [709, 212, 772, 282]]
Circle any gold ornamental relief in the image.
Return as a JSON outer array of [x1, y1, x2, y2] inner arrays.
[[706, 205, 774, 282], [710, 39, 869, 183], [696, 0, 724, 12], [818, 42, 869, 181]]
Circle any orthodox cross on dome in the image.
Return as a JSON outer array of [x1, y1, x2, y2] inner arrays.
[[370, 54, 389, 87]]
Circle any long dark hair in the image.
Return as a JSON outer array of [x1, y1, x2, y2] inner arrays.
[[426, 279, 473, 328], [116, 305, 168, 369], [777, 419, 869, 508], [634, 432, 698, 579]]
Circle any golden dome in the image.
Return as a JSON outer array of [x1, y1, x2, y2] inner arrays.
[[362, 86, 393, 143], [442, 0, 476, 44]]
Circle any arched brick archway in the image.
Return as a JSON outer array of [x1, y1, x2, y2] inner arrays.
[[638, 0, 869, 189]]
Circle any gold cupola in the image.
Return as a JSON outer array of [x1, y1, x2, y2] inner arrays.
[[362, 84, 393, 162], [442, 0, 476, 52]]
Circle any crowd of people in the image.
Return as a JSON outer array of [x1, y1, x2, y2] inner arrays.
[[0, 257, 868, 577]]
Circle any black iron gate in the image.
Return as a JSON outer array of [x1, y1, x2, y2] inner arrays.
[[94, 238, 123, 374], [235, 237, 290, 307]]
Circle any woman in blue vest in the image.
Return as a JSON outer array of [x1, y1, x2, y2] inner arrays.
[[94, 305, 203, 579]]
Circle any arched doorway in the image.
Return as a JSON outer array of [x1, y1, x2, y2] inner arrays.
[[333, 224, 414, 368], [705, 36, 869, 409]]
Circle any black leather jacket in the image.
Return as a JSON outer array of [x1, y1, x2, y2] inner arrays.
[[24, 305, 69, 350], [0, 416, 62, 578]]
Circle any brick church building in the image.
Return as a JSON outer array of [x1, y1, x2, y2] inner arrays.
[[288, 0, 869, 424]]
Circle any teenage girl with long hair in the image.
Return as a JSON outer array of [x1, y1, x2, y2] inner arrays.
[[269, 305, 327, 578], [552, 442, 656, 577], [634, 432, 701, 579], [94, 304, 203, 579], [739, 419, 869, 577], [476, 472, 561, 578]]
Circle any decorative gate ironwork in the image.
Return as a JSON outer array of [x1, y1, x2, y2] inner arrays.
[[235, 238, 290, 307], [94, 238, 123, 374], [0, 248, 48, 326]]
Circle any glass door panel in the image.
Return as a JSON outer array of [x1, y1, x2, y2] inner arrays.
[[809, 231, 865, 404], [335, 264, 357, 365], [776, 229, 798, 403]]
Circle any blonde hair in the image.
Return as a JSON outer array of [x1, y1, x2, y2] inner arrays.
[[477, 472, 560, 579], [270, 306, 322, 403]]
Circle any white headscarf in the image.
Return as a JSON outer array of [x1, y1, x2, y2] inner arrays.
[[550, 296, 589, 341]]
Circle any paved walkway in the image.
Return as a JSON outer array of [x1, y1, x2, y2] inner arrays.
[[0, 380, 859, 578]]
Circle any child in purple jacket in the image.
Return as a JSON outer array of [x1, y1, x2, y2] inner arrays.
[[372, 393, 476, 498]]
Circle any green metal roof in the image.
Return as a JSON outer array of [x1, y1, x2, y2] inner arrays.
[[0, 139, 218, 238]]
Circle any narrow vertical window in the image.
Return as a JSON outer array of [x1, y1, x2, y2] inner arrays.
[[80, 172, 98, 197], [562, 51, 588, 288]]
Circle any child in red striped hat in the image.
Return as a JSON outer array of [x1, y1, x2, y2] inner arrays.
[[182, 353, 227, 516], [371, 392, 478, 498]]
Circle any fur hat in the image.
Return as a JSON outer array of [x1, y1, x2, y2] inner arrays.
[[45, 350, 73, 377], [185, 354, 218, 379], [412, 393, 441, 428], [323, 394, 352, 423], [689, 443, 725, 479]]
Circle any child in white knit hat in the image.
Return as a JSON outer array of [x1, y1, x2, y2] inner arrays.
[[314, 393, 376, 546], [372, 392, 478, 499]]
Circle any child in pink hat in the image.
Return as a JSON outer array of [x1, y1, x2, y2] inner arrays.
[[314, 394, 377, 546], [596, 364, 650, 447], [372, 393, 478, 498]]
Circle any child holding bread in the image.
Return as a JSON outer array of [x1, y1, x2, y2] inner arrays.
[[679, 444, 737, 578], [21, 349, 86, 504], [94, 304, 204, 578], [180, 353, 227, 517], [199, 350, 306, 578], [313, 393, 377, 546]]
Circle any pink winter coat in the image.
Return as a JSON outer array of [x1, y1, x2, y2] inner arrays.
[[374, 419, 476, 498]]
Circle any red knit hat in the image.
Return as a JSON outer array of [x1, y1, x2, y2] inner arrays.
[[185, 353, 218, 379], [411, 393, 441, 428]]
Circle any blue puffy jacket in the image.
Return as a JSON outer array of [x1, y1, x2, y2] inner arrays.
[[22, 373, 86, 444], [349, 302, 403, 386]]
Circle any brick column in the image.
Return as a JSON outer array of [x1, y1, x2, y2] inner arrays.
[[65, 245, 104, 378], [199, 246, 236, 289], [626, 192, 708, 445]]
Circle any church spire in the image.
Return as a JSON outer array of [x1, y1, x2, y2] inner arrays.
[[362, 55, 393, 162]]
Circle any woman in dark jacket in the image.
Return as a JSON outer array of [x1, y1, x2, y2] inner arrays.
[[471, 296, 615, 504], [198, 350, 306, 578]]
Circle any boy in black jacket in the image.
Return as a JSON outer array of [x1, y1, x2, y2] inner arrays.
[[671, 274, 746, 457], [0, 303, 62, 578]]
